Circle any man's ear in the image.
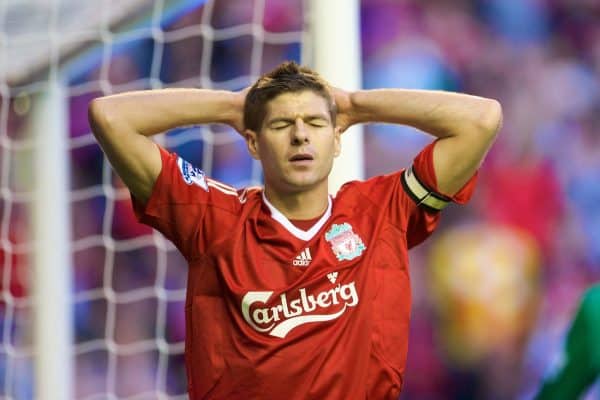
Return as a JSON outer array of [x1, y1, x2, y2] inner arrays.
[[245, 129, 260, 160], [333, 127, 342, 158]]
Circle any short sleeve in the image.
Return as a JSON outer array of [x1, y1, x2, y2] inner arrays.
[[404, 140, 478, 247], [410, 140, 478, 206], [131, 145, 216, 260], [354, 140, 479, 249]]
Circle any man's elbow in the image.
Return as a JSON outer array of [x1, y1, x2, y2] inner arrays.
[[479, 99, 503, 139], [88, 97, 116, 139]]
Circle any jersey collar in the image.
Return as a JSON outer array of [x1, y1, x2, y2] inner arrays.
[[261, 193, 332, 241]]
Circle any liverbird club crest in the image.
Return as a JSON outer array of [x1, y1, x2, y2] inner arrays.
[[325, 223, 367, 261]]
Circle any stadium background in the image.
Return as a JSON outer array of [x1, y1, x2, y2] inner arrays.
[[1, 0, 599, 398]]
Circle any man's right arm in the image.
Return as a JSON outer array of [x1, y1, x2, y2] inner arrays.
[[88, 89, 244, 203]]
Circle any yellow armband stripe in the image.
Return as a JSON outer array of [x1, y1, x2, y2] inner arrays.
[[401, 166, 450, 212]]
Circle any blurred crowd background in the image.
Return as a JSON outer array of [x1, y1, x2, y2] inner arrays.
[[361, 0, 600, 399], [1, 0, 599, 398]]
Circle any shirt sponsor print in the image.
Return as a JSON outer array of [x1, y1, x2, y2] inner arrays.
[[177, 157, 208, 191], [241, 275, 359, 338], [325, 223, 367, 261]]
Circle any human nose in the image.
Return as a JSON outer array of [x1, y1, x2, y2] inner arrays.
[[291, 118, 309, 145]]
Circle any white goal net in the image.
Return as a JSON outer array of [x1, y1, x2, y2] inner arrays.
[[0, 0, 306, 398]]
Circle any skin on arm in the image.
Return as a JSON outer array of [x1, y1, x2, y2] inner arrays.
[[88, 88, 245, 203], [332, 88, 502, 196]]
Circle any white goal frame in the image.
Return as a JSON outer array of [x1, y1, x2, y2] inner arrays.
[[308, 0, 363, 194]]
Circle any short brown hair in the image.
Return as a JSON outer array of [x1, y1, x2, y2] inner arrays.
[[243, 61, 336, 132]]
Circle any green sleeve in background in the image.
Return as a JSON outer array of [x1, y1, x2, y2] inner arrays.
[[535, 284, 600, 400]]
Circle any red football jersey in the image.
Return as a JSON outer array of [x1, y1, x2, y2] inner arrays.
[[133, 141, 476, 399]]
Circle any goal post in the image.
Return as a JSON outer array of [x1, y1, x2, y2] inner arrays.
[[30, 81, 73, 400], [308, 0, 364, 194]]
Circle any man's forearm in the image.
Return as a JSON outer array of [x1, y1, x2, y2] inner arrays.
[[90, 88, 243, 137], [337, 88, 502, 195], [88, 88, 244, 201], [348, 89, 501, 139]]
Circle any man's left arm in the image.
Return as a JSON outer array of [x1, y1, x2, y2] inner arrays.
[[336, 89, 502, 195]]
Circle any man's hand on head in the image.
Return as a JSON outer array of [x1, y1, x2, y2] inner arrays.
[[230, 87, 250, 134], [330, 86, 354, 133]]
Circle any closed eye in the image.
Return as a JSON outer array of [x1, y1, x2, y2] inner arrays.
[[307, 118, 329, 128], [270, 121, 292, 130]]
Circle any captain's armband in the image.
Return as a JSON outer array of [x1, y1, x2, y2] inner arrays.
[[401, 166, 450, 212]]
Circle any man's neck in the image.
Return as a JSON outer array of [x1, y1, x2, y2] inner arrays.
[[263, 184, 329, 220]]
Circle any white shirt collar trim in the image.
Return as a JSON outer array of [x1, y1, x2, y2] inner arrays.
[[262, 193, 332, 241]]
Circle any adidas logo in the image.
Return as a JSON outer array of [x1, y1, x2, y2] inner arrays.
[[292, 248, 312, 267]]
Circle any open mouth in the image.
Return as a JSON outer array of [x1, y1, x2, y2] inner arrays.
[[289, 153, 314, 162]]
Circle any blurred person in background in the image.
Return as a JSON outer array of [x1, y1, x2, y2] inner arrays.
[[428, 224, 541, 399], [534, 283, 600, 399], [87, 60, 501, 399]]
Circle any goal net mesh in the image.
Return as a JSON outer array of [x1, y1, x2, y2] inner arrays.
[[0, 0, 305, 397]]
